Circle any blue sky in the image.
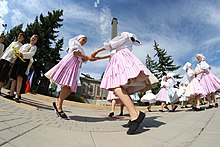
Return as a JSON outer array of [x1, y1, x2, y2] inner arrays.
[[1, 0, 220, 82]]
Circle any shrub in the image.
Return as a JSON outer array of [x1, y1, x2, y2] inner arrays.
[[66, 93, 85, 103]]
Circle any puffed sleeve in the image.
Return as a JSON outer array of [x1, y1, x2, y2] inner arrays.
[[68, 44, 81, 53], [104, 36, 127, 51], [103, 42, 112, 51], [200, 61, 210, 70]]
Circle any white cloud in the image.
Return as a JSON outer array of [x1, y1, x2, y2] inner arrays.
[[16, 0, 46, 14], [0, 0, 9, 33], [94, 0, 100, 8], [199, 2, 220, 31], [211, 66, 220, 79], [2, 0, 220, 81], [99, 7, 112, 35], [10, 9, 33, 28]]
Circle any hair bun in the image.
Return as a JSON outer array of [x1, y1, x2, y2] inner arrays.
[[130, 37, 135, 42]]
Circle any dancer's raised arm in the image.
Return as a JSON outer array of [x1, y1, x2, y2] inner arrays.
[[91, 47, 106, 57]]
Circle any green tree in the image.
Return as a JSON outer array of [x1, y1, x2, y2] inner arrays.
[[145, 54, 159, 77], [3, 24, 24, 47], [145, 54, 160, 94], [153, 40, 181, 81], [24, 9, 64, 94], [2, 9, 64, 95], [145, 40, 182, 94]]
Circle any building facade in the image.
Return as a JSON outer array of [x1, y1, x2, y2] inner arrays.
[[76, 76, 108, 100]]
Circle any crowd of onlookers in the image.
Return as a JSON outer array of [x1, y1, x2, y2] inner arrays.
[[0, 33, 38, 103]]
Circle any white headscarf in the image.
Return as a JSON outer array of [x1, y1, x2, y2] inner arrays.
[[121, 32, 141, 45], [66, 34, 86, 52], [196, 54, 205, 61], [183, 62, 192, 71], [68, 34, 86, 47]]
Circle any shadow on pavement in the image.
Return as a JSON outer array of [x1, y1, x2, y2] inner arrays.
[[131, 116, 166, 135], [1, 94, 56, 111], [141, 116, 166, 128], [68, 115, 129, 122], [21, 97, 54, 110], [121, 116, 166, 135], [19, 97, 71, 113]]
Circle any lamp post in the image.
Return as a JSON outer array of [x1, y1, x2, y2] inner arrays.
[[100, 17, 119, 99], [111, 17, 118, 39]]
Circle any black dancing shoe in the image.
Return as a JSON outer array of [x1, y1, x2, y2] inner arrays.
[[122, 120, 131, 128], [15, 96, 21, 103], [194, 107, 205, 111], [58, 111, 68, 119], [173, 105, 178, 111], [52, 102, 60, 117], [127, 111, 145, 135], [159, 109, 164, 112], [191, 107, 196, 110], [170, 105, 178, 112], [164, 106, 170, 111], [208, 105, 214, 109], [15, 98, 20, 103], [215, 103, 219, 108], [52, 102, 68, 119], [118, 112, 124, 116], [108, 112, 114, 117], [4, 95, 15, 100]]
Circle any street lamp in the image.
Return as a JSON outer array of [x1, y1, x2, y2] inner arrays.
[[1, 23, 7, 35]]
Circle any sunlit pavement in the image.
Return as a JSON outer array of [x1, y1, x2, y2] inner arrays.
[[0, 88, 219, 147]]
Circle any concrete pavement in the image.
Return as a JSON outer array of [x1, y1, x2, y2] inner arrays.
[[0, 88, 220, 147]]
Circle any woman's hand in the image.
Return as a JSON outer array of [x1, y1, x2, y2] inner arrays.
[[193, 71, 197, 76], [91, 52, 98, 58], [91, 47, 106, 57], [15, 52, 23, 58], [82, 58, 88, 62], [88, 56, 98, 61]]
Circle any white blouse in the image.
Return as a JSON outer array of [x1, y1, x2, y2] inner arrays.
[[19, 44, 37, 59], [1, 41, 23, 63], [104, 36, 133, 52], [187, 68, 195, 82], [196, 61, 210, 71], [103, 32, 141, 56]]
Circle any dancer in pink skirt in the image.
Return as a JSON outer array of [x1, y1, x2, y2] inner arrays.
[[178, 82, 189, 109], [195, 54, 220, 108], [91, 32, 158, 135], [107, 91, 124, 117], [183, 62, 205, 111], [140, 90, 156, 112], [45, 35, 93, 119], [155, 75, 170, 112]]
